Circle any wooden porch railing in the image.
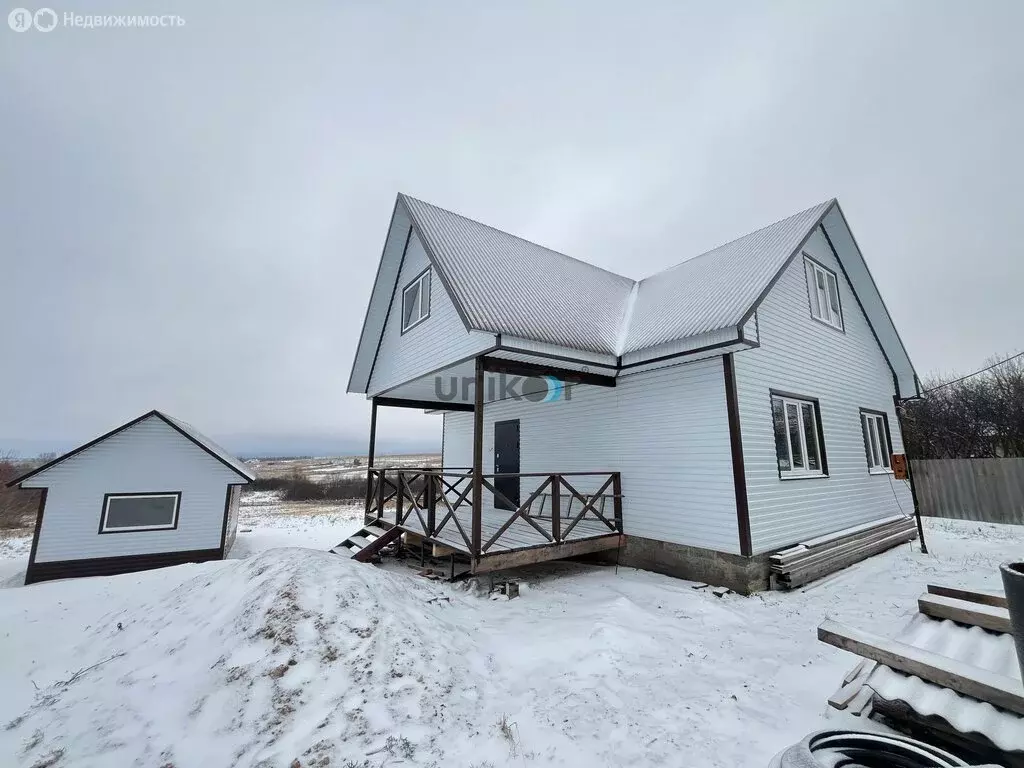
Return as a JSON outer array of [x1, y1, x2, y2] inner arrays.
[[379, 468, 623, 557]]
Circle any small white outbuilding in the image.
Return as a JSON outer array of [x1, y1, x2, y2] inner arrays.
[[7, 410, 254, 585]]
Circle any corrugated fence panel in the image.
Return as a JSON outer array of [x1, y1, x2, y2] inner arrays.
[[914, 458, 1024, 525]]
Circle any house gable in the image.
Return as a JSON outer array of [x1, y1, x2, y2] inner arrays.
[[348, 195, 918, 399], [364, 227, 496, 397], [731, 223, 914, 554], [10, 411, 253, 488], [22, 416, 244, 564], [348, 200, 495, 397]]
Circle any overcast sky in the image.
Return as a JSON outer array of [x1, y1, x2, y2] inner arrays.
[[2, 0, 1022, 456]]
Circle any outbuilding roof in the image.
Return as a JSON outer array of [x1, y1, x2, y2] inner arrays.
[[7, 410, 255, 487]]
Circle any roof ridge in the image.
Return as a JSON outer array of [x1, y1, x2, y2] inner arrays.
[[638, 198, 836, 282], [398, 193, 636, 285]]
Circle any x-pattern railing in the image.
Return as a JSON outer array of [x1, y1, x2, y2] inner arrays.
[[387, 468, 622, 557]]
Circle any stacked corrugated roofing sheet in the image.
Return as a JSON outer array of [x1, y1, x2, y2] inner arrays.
[[866, 613, 1023, 753]]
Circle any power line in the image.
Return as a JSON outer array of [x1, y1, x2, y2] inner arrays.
[[922, 349, 1024, 395]]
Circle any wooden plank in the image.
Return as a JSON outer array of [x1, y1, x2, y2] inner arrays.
[[817, 619, 1024, 716], [846, 685, 875, 716], [777, 528, 916, 588], [798, 514, 909, 550], [843, 658, 873, 685], [472, 534, 622, 574], [926, 584, 1008, 610], [828, 679, 865, 710], [918, 594, 1012, 634], [770, 517, 915, 567], [352, 525, 402, 563], [772, 525, 912, 574]]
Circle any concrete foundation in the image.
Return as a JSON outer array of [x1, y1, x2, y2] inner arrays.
[[611, 535, 772, 594]]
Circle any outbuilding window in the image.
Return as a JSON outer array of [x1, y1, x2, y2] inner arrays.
[[401, 268, 431, 333], [771, 393, 827, 478], [100, 492, 180, 533], [804, 256, 843, 330], [861, 410, 892, 473]]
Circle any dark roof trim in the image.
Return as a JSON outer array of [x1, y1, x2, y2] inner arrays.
[[723, 354, 752, 556], [818, 222, 899, 397], [346, 197, 403, 393], [830, 202, 921, 399], [737, 200, 837, 328], [366, 224, 415, 390], [7, 411, 253, 487]]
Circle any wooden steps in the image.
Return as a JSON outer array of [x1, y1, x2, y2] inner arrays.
[[330, 523, 401, 562], [769, 515, 918, 589]]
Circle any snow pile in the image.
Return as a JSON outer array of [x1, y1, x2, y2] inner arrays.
[[4, 549, 490, 768]]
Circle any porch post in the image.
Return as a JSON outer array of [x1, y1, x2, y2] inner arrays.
[[365, 397, 378, 517], [367, 397, 378, 468], [471, 356, 484, 557]]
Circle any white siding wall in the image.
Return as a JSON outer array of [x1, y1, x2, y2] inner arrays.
[[367, 232, 495, 396], [733, 228, 913, 554], [23, 417, 239, 562], [224, 484, 241, 554], [442, 357, 741, 553]]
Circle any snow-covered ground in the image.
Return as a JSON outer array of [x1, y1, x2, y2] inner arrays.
[[0, 515, 1020, 768]]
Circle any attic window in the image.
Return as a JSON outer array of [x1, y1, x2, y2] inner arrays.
[[401, 268, 431, 333], [804, 256, 843, 331], [100, 492, 180, 533]]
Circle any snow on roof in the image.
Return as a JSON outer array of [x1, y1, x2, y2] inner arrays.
[[864, 612, 1024, 753], [7, 410, 255, 486], [400, 194, 835, 356], [157, 411, 255, 482], [401, 194, 636, 355], [621, 200, 835, 353]]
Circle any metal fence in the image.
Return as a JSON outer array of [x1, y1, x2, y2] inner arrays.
[[913, 458, 1024, 525]]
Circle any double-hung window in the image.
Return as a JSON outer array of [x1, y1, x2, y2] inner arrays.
[[861, 410, 892, 473], [804, 257, 843, 330], [771, 393, 826, 477], [401, 268, 431, 333]]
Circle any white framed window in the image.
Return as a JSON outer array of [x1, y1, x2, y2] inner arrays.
[[804, 256, 843, 330], [100, 492, 180, 533], [861, 410, 892, 473], [400, 268, 431, 333], [771, 392, 826, 478]]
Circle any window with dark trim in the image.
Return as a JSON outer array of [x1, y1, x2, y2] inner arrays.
[[100, 492, 180, 533], [860, 409, 892, 473], [400, 268, 431, 333], [804, 256, 843, 330], [771, 392, 827, 478]]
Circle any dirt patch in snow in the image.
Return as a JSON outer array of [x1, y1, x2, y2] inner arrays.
[[4, 549, 490, 767]]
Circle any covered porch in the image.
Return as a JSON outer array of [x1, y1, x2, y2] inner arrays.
[[361, 355, 624, 575]]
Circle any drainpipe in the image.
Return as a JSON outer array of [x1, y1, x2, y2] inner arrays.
[[893, 396, 928, 555]]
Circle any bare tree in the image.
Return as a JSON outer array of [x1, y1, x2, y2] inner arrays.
[[903, 355, 1024, 459], [0, 450, 41, 531]]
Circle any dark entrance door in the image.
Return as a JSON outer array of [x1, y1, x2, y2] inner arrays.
[[493, 420, 520, 511]]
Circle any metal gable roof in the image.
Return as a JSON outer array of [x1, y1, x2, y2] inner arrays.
[[7, 410, 254, 486], [620, 199, 836, 353], [399, 194, 636, 355], [397, 194, 836, 357]]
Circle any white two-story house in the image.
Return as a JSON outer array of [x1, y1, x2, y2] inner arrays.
[[346, 194, 920, 591]]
